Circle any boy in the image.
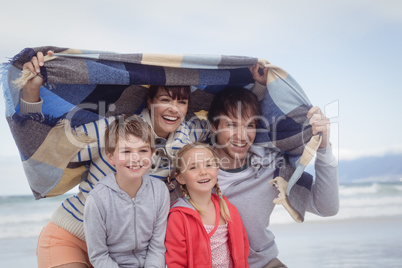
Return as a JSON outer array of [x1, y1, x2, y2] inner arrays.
[[207, 87, 339, 268], [83, 115, 170, 268]]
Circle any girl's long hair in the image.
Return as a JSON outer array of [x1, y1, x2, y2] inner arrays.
[[175, 142, 231, 221]]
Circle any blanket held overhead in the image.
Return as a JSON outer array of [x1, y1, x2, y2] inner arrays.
[[1, 46, 320, 222]]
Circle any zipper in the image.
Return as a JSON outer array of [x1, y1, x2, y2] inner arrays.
[[199, 218, 213, 266], [132, 197, 141, 265]]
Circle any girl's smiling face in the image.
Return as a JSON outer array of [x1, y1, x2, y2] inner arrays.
[[176, 147, 219, 197], [147, 87, 189, 139]]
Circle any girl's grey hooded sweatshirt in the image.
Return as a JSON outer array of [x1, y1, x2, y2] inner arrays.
[[84, 172, 170, 268]]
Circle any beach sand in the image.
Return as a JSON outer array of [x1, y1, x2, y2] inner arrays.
[[0, 236, 38, 267], [0, 217, 401, 267], [271, 216, 402, 267]]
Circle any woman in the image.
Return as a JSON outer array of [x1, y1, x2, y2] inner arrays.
[[22, 52, 200, 268], [21, 51, 267, 268]]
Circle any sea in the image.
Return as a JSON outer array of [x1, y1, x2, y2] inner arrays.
[[1, 182, 401, 267], [272, 181, 402, 224]]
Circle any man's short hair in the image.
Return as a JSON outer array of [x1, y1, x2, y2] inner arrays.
[[207, 86, 260, 127]]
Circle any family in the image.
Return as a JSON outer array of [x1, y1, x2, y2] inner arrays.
[[21, 51, 339, 268]]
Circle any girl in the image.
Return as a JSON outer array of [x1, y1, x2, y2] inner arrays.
[[165, 142, 249, 268]]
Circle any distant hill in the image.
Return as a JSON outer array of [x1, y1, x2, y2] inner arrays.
[[306, 153, 402, 184]]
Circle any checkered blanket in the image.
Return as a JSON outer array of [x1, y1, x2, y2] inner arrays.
[[1, 46, 318, 222]]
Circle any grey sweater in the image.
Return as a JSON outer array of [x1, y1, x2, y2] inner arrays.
[[217, 145, 339, 268], [83, 173, 170, 268]]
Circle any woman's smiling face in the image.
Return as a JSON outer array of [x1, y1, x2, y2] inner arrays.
[[147, 87, 189, 138]]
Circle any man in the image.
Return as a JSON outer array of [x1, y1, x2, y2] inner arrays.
[[207, 87, 339, 268]]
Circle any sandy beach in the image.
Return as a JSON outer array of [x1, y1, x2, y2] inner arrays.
[[1, 216, 401, 267], [271, 216, 402, 267], [0, 236, 38, 267]]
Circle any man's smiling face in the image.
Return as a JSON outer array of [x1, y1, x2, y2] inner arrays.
[[212, 108, 257, 169]]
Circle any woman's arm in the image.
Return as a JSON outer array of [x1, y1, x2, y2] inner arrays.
[[21, 51, 51, 103]]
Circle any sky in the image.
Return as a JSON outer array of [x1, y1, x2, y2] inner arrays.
[[0, 0, 401, 196]]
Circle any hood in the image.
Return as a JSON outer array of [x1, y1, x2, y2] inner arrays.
[[97, 172, 151, 199], [169, 194, 222, 218], [248, 145, 280, 168], [169, 196, 203, 219], [171, 196, 196, 210]]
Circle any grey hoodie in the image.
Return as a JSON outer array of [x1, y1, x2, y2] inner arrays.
[[84, 172, 170, 268], [217, 145, 339, 267]]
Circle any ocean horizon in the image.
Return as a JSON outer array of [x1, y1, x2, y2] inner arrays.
[[1, 182, 402, 239], [1, 181, 402, 267]]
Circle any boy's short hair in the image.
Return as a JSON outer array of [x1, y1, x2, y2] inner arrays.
[[147, 85, 191, 101], [207, 86, 260, 128], [105, 115, 154, 154]]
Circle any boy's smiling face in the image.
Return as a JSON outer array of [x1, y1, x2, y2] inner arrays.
[[107, 134, 153, 182]]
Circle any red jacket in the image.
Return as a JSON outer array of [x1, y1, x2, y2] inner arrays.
[[165, 194, 249, 267]]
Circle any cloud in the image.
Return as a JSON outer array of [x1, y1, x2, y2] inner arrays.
[[339, 144, 402, 160], [359, 0, 402, 24], [1, 0, 401, 196], [2, 0, 401, 61], [0, 155, 31, 196], [0, 154, 79, 196]]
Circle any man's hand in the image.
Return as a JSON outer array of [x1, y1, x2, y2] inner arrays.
[[307, 106, 330, 148], [249, 63, 268, 86]]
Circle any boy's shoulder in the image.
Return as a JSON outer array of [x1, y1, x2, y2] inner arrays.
[[89, 173, 116, 196], [145, 173, 168, 187], [141, 173, 169, 196], [140, 174, 169, 205]]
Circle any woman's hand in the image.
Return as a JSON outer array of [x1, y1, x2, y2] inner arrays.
[[22, 50, 53, 103]]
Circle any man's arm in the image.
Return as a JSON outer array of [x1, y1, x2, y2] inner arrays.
[[307, 146, 339, 216], [306, 107, 339, 216], [250, 62, 268, 101]]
